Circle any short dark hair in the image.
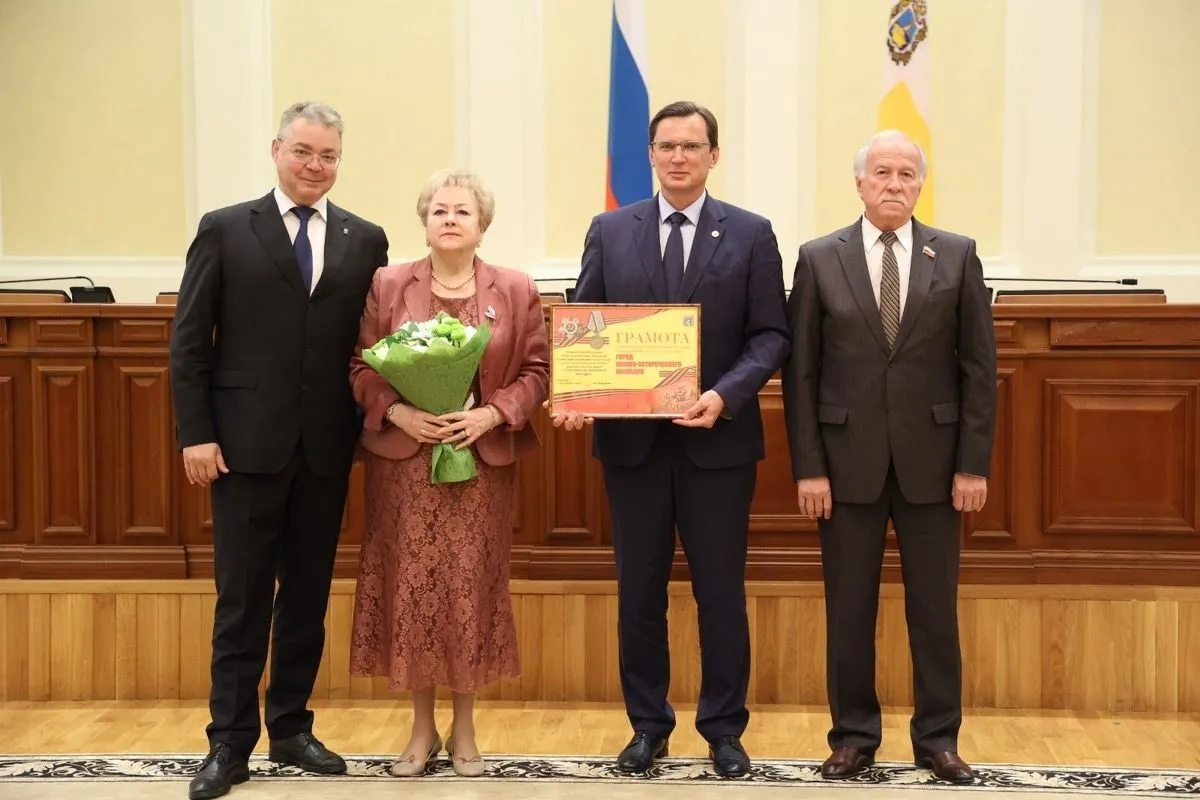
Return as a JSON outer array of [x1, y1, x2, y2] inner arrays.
[[649, 101, 719, 149]]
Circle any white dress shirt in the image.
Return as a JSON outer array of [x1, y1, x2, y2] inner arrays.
[[861, 215, 913, 317], [658, 191, 707, 270], [274, 187, 328, 295]]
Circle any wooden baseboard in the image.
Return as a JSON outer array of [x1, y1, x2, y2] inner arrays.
[[2, 579, 1198, 711], [5, 545, 1200, 583]]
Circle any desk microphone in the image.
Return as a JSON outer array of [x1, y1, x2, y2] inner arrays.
[[984, 277, 1139, 286], [0, 275, 116, 302]]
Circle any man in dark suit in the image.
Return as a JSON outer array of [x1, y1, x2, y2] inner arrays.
[[782, 130, 996, 784], [169, 101, 389, 800], [552, 101, 790, 778]]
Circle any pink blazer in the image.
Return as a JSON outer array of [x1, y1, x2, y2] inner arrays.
[[350, 256, 550, 467]]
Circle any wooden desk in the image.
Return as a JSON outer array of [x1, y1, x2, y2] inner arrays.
[[1, 302, 1198, 583]]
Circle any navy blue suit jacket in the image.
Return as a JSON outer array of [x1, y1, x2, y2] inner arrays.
[[573, 195, 790, 469]]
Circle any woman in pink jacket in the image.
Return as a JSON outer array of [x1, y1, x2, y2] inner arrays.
[[349, 169, 549, 777]]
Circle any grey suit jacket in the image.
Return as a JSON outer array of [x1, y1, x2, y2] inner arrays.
[[782, 217, 997, 505]]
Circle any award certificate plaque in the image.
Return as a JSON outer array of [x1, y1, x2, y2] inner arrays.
[[550, 304, 701, 418]]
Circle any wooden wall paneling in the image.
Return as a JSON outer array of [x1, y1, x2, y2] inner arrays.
[[0, 374, 14, 537], [331, 461, 366, 579], [749, 378, 818, 547], [1179, 602, 1200, 711], [1043, 377, 1199, 538], [178, 591, 213, 699], [0, 592, 28, 700], [113, 364, 174, 544], [2, 581, 1200, 711], [2, 303, 1200, 583], [179, 484, 215, 577], [25, 593, 51, 701], [1049, 318, 1200, 348], [94, 352, 175, 550], [965, 367, 1018, 546], [543, 420, 601, 546], [30, 360, 93, 546], [509, 415, 551, 579], [0, 354, 32, 567]]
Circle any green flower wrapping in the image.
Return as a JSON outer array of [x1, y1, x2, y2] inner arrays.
[[361, 312, 493, 484]]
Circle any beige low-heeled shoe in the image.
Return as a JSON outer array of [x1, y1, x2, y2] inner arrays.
[[446, 729, 486, 777], [388, 733, 443, 777]]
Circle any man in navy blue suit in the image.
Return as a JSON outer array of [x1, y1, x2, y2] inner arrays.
[[552, 101, 790, 777]]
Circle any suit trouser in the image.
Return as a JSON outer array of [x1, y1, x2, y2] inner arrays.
[[817, 463, 963, 758], [206, 443, 351, 757], [601, 426, 757, 743]]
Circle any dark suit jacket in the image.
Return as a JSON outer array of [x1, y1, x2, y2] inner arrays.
[[782, 217, 997, 505], [574, 194, 790, 469], [169, 191, 389, 476], [349, 256, 550, 467]]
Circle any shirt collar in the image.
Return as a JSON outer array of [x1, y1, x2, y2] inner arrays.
[[861, 214, 913, 253], [658, 191, 707, 227], [274, 187, 329, 221]]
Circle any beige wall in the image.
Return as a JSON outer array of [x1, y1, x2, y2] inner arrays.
[[815, 0, 1006, 255], [1, 0, 1197, 301], [544, 0, 726, 260], [0, 0, 184, 256], [271, 0, 457, 259], [1095, 0, 1200, 255], [544, 0, 612, 259]]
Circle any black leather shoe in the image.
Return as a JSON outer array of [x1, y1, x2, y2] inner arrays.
[[616, 731, 669, 773], [188, 743, 249, 800], [268, 732, 346, 775], [708, 735, 750, 777]]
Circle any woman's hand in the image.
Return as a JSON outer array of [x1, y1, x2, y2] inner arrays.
[[436, 406, 502, 450], [387, 402, 449, 444]]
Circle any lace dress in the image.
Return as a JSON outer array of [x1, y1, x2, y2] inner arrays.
[[349, 294, 520, 692]]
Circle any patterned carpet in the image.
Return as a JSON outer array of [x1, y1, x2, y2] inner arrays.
[[1, 754, 1199, 796]]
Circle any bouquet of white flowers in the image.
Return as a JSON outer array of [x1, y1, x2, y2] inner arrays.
[[361, 311, 492, 484]]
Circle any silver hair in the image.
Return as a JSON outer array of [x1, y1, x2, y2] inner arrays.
[[277, 101, 344, 139], [853, 130, 927, 180]]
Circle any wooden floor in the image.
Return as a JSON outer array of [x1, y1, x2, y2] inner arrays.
[[2, 700, 1198, 769]]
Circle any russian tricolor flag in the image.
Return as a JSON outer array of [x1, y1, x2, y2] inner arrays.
[[605, 0, 651, 210]]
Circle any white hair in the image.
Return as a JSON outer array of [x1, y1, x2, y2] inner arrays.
[[853, 130, 927, 180]]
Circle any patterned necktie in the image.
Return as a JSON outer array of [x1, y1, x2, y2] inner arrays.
[[663, 211, 687, 302], [878, 230, 901, 348], [292, 206, 316, 292]]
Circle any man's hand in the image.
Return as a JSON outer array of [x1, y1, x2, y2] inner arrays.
[[182, 443, 228, 487], [544, 400, 593, 431], [672, 390, 725, 429], [797, 476, 833, 519], [952, 473, 988, 513]]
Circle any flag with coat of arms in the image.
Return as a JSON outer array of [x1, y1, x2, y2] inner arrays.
[[879, 0, 935, 223]]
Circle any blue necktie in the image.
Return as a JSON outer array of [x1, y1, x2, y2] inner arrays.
[[663, 211, 686, 302], [292, 206, 316, 292]]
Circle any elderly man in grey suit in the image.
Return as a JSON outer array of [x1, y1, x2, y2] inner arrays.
[[782, 130, 996, 784]]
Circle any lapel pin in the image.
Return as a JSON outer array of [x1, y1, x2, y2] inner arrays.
[[342, 227, 349, 235], [922, 245, 936, 258], [711, 230, 720, 238], [485, 305, 497, 320]]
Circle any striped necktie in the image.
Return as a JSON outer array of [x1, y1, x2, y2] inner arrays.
[[879, 230, 900, 348]]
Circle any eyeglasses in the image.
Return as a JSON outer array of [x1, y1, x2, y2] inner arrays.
[[278, 140, 342, 169], [651, 141, 712, 156]]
